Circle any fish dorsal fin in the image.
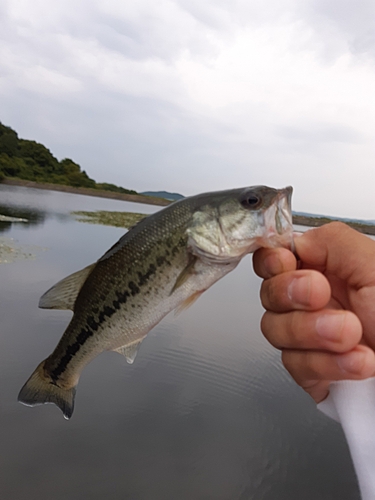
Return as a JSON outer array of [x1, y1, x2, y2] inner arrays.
[[114, 340, 143, 364], [39, 263, 95, 310]]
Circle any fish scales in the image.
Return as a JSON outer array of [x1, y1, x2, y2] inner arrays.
[[46, 201, 193, 382], [18, 186, 294, 419]]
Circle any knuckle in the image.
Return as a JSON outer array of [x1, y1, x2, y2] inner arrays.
[[259, 280, 271, 309], [260, 312, 283, 349], [252, 248, 269, 277], [281, 350, 301, 382], [281, 350, 319, 383], [260, 278, 283, 311], [288, 311, 308, 346], [328, 221, 351, 234]]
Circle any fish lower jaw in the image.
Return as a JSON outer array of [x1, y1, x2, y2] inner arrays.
[[255, 231, 294, 251]]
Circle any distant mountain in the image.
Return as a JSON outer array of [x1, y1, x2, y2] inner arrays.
[[141, 191, 184, 201]]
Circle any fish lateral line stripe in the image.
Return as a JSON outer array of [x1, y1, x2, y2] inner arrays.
[[156, 256, 167, 267], [87, 315, 99, 331], [128, 281, 140, 296], [115, 290, 130, 303], [50, 326, 94, 381], [137, 262, 157, 286], [48, 260, 162, 381], [98, 305, 116, 323]]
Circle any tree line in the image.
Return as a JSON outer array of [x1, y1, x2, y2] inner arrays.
[[0, 121, 137, 194]]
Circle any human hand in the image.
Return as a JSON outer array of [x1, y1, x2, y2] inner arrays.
[[253, 222, 375, 403]]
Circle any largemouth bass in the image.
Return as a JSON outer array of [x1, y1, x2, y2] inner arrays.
[[18, 185, 294, 419]]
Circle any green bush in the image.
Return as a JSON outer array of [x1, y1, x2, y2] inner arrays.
[[96, 182, 137, 194], [0, 121, 137, 194]]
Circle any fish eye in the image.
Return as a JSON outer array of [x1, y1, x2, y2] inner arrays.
[[240, 192, 262, 209]]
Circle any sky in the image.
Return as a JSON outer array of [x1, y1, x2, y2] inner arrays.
[[0, 0, 374, 219]]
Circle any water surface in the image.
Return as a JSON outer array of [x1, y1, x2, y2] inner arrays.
[[0, 185, 359, 499]]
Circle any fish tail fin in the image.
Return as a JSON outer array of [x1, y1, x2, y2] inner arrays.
[[18, 360, 76, 420]]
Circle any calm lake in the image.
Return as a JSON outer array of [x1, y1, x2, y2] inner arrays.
[[0, 184, 360, 499]]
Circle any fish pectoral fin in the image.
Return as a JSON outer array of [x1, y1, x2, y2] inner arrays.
[[39, 263, 96, 310], [174, 290, 205, 315], [170, 255, 198, 295], [114, 340, 144, 364]]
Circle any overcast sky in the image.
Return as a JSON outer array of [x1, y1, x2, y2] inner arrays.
[[0, 0, 374, 218]]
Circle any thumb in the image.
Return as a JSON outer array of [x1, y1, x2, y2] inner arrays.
[[295, 222, 375, 347], [295, 222, 375, 288]]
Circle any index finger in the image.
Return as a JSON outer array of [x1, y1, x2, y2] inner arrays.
[[260, 269, 331, 312], [253, 247, 297, 279]]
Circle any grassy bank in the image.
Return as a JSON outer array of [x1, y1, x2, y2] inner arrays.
[[2, 178, 374, 235], [293, 214, 375, 236], [71, 210, 375, 236], [1, 178, 170, 206]]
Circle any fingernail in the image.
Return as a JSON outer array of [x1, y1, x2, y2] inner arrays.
[[288, 276, 311, 305], [336, 351, 366, 374], [316, 314, 344, 342]]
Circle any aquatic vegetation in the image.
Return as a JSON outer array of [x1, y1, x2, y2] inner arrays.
[[71, 210, 147, 228], [0, 237, 41, 264]]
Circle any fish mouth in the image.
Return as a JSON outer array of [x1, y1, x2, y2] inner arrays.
[[262, 186, 294, 252]]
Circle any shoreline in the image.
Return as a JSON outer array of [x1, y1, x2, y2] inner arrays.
[[1, 178, 374, 235], [1, 178, 171, 206], [292, 214, 375, 236]]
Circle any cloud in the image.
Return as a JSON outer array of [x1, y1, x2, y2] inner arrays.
[[0, 0, 374, 219], [304, 0, 375, 59], [276, 122, 363, 145]]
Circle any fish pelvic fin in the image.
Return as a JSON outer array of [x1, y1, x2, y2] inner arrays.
[[18, 360, 76, 420], [114, 339, 144, 364]]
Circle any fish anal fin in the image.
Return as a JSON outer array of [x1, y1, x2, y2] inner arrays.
[[39, 263, 95, 310], [170, 255, 197, 295], [114, 340, 143, 364], [175, 290, 205, 315]]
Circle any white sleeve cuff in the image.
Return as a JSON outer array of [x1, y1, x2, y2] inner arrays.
[[318, 378, 375, 500]]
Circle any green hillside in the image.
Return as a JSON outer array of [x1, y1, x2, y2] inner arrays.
[[141, 190, 184, 200], [0, 121, 136, 194]]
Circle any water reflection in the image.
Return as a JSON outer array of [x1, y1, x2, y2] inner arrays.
[[0, 184, 159, 234], [0, 204, 46, 233], [0, 185, 360, 500]]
